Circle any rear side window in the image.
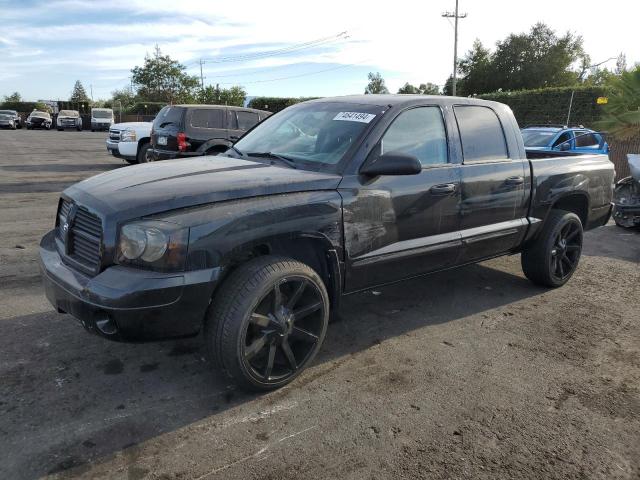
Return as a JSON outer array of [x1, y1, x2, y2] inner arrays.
[[380, 106, 448, 166], [575, 131, 599, 148], [454, 106, 508, 162], [237, 111, 259, 130], [191, 109, 224, 129], [153, 106, 184, 129]]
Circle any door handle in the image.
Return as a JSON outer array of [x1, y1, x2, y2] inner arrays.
[[505, 176, 524, 185], [430, 183, 457, 195]]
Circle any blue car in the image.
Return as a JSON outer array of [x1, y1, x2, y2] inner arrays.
[[521, 125, 609, 154]]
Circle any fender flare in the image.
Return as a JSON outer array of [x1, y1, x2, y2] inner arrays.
[[196, 139, 233, 154]]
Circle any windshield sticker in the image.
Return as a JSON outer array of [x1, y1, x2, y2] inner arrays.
[[333, 112, 376, 123]]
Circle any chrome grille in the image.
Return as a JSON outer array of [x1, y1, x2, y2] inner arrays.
[[57, 199, 103, 272], [109, 129, 121, 142]]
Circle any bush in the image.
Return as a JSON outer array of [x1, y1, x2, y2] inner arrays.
[[0, 101, 46, 113], [478, 86, 607, 128], [247, 97, 320, 113]]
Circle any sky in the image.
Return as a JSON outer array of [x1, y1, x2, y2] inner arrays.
[[1, 0, 639, 102]]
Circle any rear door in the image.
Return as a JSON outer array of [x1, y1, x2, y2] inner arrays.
[[454, 105, 529, 262], [186, 108, 227, 151]]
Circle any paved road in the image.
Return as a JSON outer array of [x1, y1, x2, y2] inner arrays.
[[1, 129, 639, 479]]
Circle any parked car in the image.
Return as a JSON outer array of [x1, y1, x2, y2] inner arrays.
[[612, 154, 640, 228], [26, 110, 52, 130], [521, 125, 609, 154], [0, 109, 22, 129], [56, 110, 83, 131], [39, 95, 614, 390], [90, 108, 114, 131], [106, 122, 152, 164], [149, 104, 271, 160]]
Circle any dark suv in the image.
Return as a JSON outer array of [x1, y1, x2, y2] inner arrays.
[[149, 104, 271, 160]]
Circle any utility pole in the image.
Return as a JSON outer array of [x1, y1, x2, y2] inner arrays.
[[442, 0, 467, 96], [90, 84, 93, 101], [199, 59, 205, 89]]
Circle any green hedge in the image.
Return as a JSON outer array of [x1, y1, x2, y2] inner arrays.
[[247, 97, 320, 113], [0, 101, 49, 113], [478, 86, 607, 128]]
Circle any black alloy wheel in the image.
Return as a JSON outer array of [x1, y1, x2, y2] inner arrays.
[[549, 220, 582, 282], [242, 276, 324, 383], [206, 256, 329, 390]]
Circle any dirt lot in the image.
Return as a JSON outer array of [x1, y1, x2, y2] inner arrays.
[[1, 129, 639, 480]]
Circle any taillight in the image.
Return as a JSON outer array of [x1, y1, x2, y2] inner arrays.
[[177, 132, 188, 152]]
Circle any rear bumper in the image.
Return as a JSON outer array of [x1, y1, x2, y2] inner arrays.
[[613, 203, 640, 227], [39, 229, 220, 342], [150, 148, 202, 161]]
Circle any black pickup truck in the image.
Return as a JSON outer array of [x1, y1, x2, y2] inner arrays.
[[39, 95, 614, 390]]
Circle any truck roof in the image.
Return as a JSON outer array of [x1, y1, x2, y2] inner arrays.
[[305, 94, 506, 109]]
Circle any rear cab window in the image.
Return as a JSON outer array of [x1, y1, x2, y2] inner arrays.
[[454, 105, 508, 162]]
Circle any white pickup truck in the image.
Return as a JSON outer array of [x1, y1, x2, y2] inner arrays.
[[106, 122, 152, 164]]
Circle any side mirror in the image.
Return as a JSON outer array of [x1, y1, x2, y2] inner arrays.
[[360, 152, 422, 176], [557, 142, 571, 151]]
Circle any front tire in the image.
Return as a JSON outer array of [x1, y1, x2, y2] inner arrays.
[[205, 256, 329, 391], [137, 142, 152, 163], [521, 209, 583, 288]]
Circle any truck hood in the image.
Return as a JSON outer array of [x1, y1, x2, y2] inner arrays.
[[111, 121, 152, 130], [64, 156, 342, 221]]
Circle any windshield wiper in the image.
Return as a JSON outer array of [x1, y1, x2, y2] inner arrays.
[[246, 151, 297, 169]]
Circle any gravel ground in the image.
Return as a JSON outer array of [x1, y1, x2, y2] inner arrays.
[[1, 129, 639, 480]]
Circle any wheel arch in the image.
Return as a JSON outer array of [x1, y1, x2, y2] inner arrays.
[[551, 192, 590, 226], [216, 233, 343, 314]]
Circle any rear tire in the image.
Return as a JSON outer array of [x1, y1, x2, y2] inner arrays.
[[205, 256, 329, 391], [521, 209, 583, 288]]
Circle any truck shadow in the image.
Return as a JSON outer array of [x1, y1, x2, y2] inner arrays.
[[0, 260, 542, 479]]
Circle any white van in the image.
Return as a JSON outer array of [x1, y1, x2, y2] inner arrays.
[[90, 108, 114, 131]]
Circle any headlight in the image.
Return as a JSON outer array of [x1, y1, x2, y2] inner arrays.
[[117, 220, 188, 271], [121, 129, 137, 142]]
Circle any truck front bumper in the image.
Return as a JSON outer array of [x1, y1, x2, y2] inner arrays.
[[613, 204, 640, 228], [106, 140, 137, 160], [38, 230, 220, 342]]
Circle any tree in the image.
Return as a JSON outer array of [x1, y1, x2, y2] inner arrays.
[[198, 84, 247, 106], [69, 80, 90, 103], [131, 46, 199, 104], [596, 66, 640, 140], [364, 72, 389, 94], [452, 23, 587, 95], [3, 92, 22, 102], [397, 82, 440, 95], [615, 53, 627, 75], [109, 87, 136, 110]]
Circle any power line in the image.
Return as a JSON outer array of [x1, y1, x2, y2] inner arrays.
[[214, 59, 370, 85], [191, 31, 348, 66], [442, 1, 467, 96]]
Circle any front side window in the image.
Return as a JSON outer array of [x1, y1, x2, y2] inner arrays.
[[380, 107, 448, 166], [191, 109, 223, 129], [454, 106, 508, 162], [237, 111, 259, 130], [553, 131, 573, 148]]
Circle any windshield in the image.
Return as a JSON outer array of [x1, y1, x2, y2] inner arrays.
[[153, 106, 185, 129], [521, 129, 557, 147], [233, 102, 382, 169], [92, 109, 112, 119], [30, 111, 50, 118], [59, 110, 79, 117]]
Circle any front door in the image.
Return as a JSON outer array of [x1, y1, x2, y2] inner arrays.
[[342, 106, 462, 292], [453, 105, 529, 263]]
